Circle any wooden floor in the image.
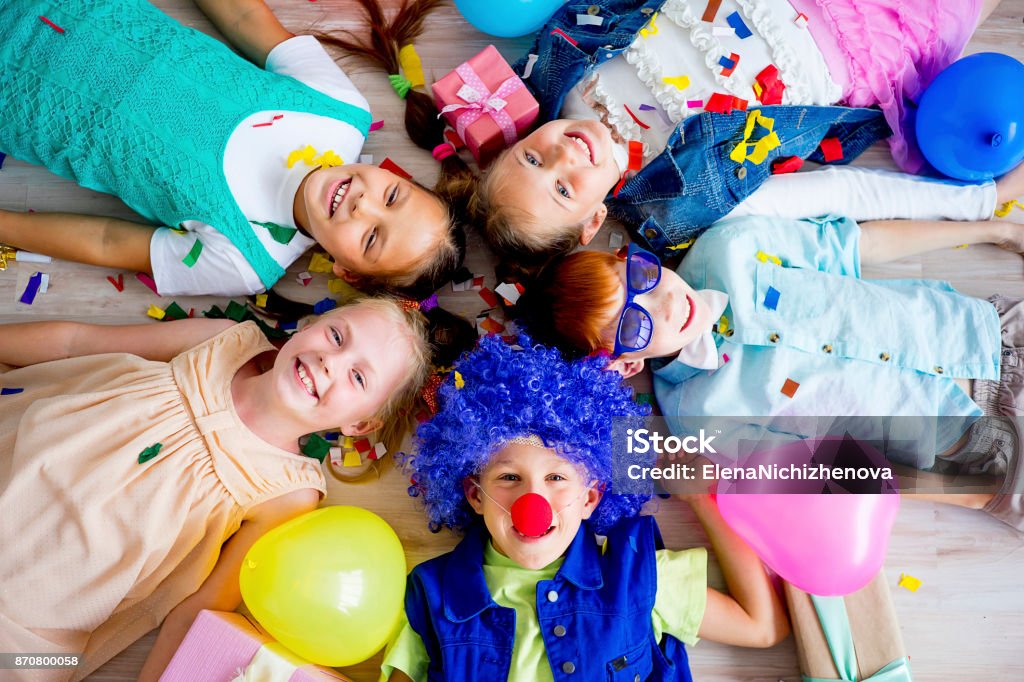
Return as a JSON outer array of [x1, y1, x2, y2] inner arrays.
[[3, 1, 1024, 680]]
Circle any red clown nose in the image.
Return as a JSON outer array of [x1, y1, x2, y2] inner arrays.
[[510, 493, 554, 537]]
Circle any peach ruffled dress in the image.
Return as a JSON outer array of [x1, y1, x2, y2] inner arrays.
[[0, 322, 325, 681]]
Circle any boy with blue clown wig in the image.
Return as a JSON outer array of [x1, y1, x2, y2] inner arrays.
[[380, 336, 790, 682]]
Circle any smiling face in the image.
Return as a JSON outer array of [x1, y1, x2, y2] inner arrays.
[[272, 302, 418, 436], [465, 442, 602, 570], [293, 163, 448, 284], [610, 259, 714, 363], [487, 118, 621, 244]]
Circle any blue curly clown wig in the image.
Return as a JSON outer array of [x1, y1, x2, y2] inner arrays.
[[408, 335, 652, 534]]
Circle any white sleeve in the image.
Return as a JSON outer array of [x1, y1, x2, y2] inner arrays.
[[725, 166, 997, 222], [150, 225, 268, 297], [264, 35, 369, 112]]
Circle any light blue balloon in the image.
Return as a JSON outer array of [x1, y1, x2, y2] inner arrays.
[[454, 0, 567, 38]]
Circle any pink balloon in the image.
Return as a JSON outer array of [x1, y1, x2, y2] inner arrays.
[[715, 437, 900, 596]]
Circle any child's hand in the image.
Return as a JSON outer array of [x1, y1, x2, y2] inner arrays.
[[993, 220, 1024, 255]]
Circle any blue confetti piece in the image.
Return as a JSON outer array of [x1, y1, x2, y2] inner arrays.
[[19, 272, 42, 305], [313, 297, 337, 315], [718, 55, 736, 70], [324, 432, 341, 441], [726, 11, 752, 38], [628, 535, 638, 552], [763, 286, 780, 310], [0, 152, 6, 170], [638, 103, 657, 111], [278, 320, 298, 331], [1, 387, 25, 396]]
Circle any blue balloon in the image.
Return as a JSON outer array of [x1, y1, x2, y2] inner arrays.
[[916, 52, 1024, 181], [454, 0, 566, 38]]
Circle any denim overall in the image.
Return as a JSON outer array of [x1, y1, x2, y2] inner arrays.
[[405, 515, 693, 681]]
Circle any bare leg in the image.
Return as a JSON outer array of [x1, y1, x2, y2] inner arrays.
[[894, 463, 1000, 509], [0, 209, 154, 273]]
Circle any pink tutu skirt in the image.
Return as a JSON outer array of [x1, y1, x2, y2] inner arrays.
[[792, 0, 983, 173]]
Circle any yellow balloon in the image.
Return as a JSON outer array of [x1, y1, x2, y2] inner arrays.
[[239, 506, 407, 667]]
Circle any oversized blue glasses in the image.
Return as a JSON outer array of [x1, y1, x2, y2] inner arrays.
[[612, 243, 662, 356]]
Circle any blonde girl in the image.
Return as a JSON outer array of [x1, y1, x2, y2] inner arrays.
[[0, 297, 465, 681]]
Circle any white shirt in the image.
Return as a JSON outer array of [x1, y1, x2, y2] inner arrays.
[[149, 36, 370, 296]]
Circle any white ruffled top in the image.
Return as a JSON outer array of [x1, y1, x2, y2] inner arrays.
[[560, 0, 843, 163]]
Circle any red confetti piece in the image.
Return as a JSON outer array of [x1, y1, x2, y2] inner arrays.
[[612, 172, 628, 197], [733, 97, 748, 112], [479, 287, 499, 308], [720, 53, 740, 78], [702, 0, 723, 22], [627, 140, 643, 171], [781, 378, 800, 398], [251, 114, 284, 128], [136, 272, 160, 295], [379, 157, 412, 180], [705, 93, 734, 114], [550, 28, 578, 46], [444, 129, 465, 149], [369, 120, 384, 132], [106, 273, 125, 292], [771, 156, 804, 175], [354, 438, 372, 454], [722, 353, 730, 363], [754, 65, 786, 105], [39, 15, 65, 33], [623, 104, 651, 130], [819, 137, 843, 162]]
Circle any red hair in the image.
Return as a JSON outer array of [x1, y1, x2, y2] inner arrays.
[[517, 251, 623, 356]]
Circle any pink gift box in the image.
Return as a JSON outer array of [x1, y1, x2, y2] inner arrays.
[[160, 610, 351, 682], [433, 45, 539, 166]]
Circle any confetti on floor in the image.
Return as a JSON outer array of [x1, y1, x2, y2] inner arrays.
[[898, 573, 922, 592]]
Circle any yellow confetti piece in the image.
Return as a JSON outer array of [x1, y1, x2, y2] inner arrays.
[[898, 573, 922, 592], [662, 75, 691, 91], [953, 244, 969, 250], [667, 238, 696, 251], [746, 131, 780, 165], [308, 252, 335, 273], [287, 144, 317, 169], [255, 293, 268, 307], [639, 11, 659, 37], [398, 44, 425, 88], [314, 149, 344, 170], [731, 110, 777, 164], [994, 199, 1023, 218], [756, 250, 782, 266], [343, 449, 362, 467], [146, 304, 165, 320], [343, 435, 354, 448], [753, 82, 763, 98], [454, 371, 465, 390], [717, 315, 730, 334], [168, 227, 188, 235]]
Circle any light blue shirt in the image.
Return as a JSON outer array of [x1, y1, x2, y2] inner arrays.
[[652, 215, 1001, 468]]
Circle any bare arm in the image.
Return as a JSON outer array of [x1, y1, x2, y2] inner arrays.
[[859, 218, 1017, 265], [192, 0, 293, 66], [0, 209, 154, 273], [138, 488, 320, 682], [690, 494, 790, 648], [0, 319, 235, 367]]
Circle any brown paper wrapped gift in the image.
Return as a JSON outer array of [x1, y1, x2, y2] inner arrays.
[[784, 572, 912, 680]]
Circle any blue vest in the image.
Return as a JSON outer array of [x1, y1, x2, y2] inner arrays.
[[405, 516, 693, 681], [512, 0, 890, 258], [0, 0, 371, 289]]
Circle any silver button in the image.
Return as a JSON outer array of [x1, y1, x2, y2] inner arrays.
[[641, 7, 654, 14], [547, 590, 559, 602], [879, 352, 891, 362], [769, 332, 780, 343], [588, 4, 600, 14], [644, 227, 658, 240], [736, 166, 748, 180], [553, 624, 567, 637], [822, 344, 833, 353], [562, 662, 576, 674], [935, 366, 944, 374]]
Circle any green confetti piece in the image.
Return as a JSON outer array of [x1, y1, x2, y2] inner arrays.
[[636, 392, 656, 406], [302, 433, 332, 462], [182, 238, 204, 268], [162, 301, 189, 321], [254, 221, 298, 245], [138, 443, 163, 464], [225, 300, 248, 322]]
